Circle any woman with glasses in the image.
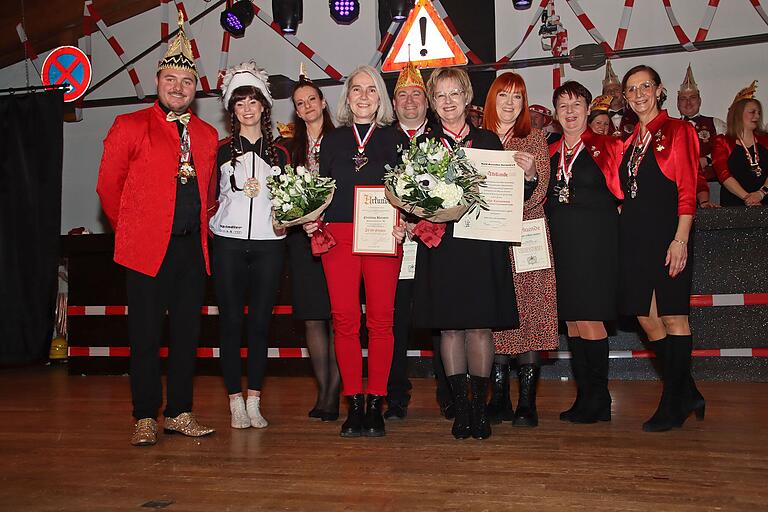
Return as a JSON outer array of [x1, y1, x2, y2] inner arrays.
[[412, 67, 518, 440], [211, 62, 290, 429], [304, 65, 406, 438], [619, 65, 705, 432]]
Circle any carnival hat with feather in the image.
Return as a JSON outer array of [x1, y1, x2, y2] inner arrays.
[[221, 61, 272, 107], [158, 11, 197, 77], [732, 80, 758, 105]]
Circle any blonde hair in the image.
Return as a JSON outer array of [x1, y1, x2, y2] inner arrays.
[[727, 98, 764, 139], [336, 65, 394, 127], [426, 67, 474, 112]]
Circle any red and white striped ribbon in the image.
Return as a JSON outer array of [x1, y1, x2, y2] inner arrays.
[[695, 0, 720, 42], [172, 0, 212, 92], [369, 19, 402, 67], [160, 0, 170, 56], [494, 0, 550, 69], [15, 23, 43, 76], [614, 0, 634, 51], [67, 346, 768, 359], [73, 0, 95, 121], [551, 28, 567, 89], [251, 3, 342, 80], [661, 0, 697, 51], [564, 0, 614, 55], [430, 0, 482, 64], [216, 0, 233, 88], [749, 0, 768, 26], [86, 2, 145, 98]]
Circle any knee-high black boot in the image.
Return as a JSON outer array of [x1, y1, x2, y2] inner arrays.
[[447, 374, 471, 439], [669, 334, 705, 422], [470, 375, 491, 439], [571, 338, 612, 424], [513, 364, 540, 427], [643, 337, 686, 432], [486, 358, 514, 424], [560, 337, 586, 422]]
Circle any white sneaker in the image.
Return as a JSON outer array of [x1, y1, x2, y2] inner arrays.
[[229, 396, 251, 429], [246, 396, 268, 428]]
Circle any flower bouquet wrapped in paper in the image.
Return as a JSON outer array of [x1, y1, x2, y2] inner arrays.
[[267, 164, 336, 228], [384, 137, 487, 246]]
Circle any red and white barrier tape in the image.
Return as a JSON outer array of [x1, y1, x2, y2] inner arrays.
[[369, 19, 402, 67], [86, 2, 145, 99], [172, 0, 212, 92], [564, 0, 614, 55], [251, 3, 342, 81], [15, 23, 42, 76], [73, 0, 95, 121], [749, 0, 768, 26], [661, 0, 697, 51], [216, 0, 233, 88], [695, 0, 720, 42], [494, 0, 550, 69], [430, 0, 482, 64], [614, 0, 634, 51], [160, 0, 170, 55], [67, 346, 768, 359]]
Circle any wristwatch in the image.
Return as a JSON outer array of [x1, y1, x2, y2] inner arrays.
[[761, 185, 768, 195]]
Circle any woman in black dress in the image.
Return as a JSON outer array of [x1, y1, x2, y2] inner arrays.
[[547, 81, 623, 424], [619, 65, 705, 432], [284, 72, 340, 421], [412, 67, 519, 440], [712, 86, 767, 207]]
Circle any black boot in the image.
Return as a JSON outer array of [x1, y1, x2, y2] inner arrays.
[[470, 375, 491, 440], [486, 359, 514, 424], [363, 395, 386, 437], [643, 337, 685, 432], [670, 334, 705, 422], [560, 337, 587, 422], [513, 364, 540, 427], [571, 339, 612, 424], [447, 374, 470, 439], [340, 394, 364, 438]]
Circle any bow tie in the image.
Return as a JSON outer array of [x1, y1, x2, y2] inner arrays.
[[608, 109, 624, 117], [166, 111, 191, 126], [683, 115, 700, 122]]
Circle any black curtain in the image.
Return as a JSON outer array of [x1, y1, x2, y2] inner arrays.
[[0, 91, 63, 364]]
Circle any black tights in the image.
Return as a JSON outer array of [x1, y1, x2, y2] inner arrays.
[[440, 329, 494, 377], [305, 319, 340, 410], [495, 351, 541, 367]]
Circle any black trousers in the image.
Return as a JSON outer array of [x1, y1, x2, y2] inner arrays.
[[126, 233, 205, 420], [387, 279, 413, 406], [211, 235, 285, 395]]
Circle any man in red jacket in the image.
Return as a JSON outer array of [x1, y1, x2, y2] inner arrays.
[[97, 13, 218, 446]]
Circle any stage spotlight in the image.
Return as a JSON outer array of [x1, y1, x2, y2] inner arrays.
[[389, 0, 414, 21], [330, 0, 360, 24], [220, 0, 254, 38], [513, 0, 533, 10], [273, 0, 302, 34]]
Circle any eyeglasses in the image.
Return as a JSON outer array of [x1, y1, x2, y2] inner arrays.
[[624, 81, 656, 98], [433, 89, 465, 104]]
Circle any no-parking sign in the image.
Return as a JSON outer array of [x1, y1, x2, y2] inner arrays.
[[41, 46, 92, 102]]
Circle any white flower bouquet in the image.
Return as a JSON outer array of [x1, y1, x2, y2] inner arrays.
[[384, 137, 487, 222], [267, 164, 336, 228]]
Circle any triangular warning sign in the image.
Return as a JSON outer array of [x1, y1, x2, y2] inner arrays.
[[381, 0, 468, 72]]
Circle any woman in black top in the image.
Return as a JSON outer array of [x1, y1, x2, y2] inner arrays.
[[412, 67, 518, 440], [304, 65, 405, 438]]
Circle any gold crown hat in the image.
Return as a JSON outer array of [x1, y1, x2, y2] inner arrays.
[[732, 80, 758, 105], [679, 63, 699, 94], [590, 94, 613, 113], [220, 61, 272, 107], [395, 61, 426, 94], [158, 11, 197, 77], [602, 60, 620, 91]]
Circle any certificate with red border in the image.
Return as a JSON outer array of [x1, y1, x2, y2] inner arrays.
[[352, 185, 399, 256]]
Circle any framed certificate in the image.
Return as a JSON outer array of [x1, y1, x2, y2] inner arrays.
[[352, 185, 399, 256], [512, 218, 552, 273]]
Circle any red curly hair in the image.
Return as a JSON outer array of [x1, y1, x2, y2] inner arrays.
[[482, 72, 531, 139]]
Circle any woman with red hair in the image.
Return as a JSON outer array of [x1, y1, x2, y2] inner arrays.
[[482, 72, 558, 427]]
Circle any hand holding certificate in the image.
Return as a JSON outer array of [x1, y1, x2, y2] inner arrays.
[[453, 148, 524, 243], [353, 186, 400, 256]]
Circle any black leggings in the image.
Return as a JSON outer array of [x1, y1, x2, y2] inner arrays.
[[212, 235, 285, 394]]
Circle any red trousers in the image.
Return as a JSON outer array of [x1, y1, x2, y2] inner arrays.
[[321, 222, 402, 396]]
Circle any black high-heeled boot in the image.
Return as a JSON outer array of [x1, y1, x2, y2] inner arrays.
[[643, 337, 686, 432], [363, 395, 386, 437], [560, 337, 586, 422], [669, 334, 705, 422], [447, 374, 470, 439], [340, 394, 365, 437], [486, 359, 514, 424], [571, 339, 612, 424], [470, 375, 491, 440], [513, 364, 540, 427]]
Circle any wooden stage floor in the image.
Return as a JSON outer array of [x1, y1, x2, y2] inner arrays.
[[0, 366, 766, 512]]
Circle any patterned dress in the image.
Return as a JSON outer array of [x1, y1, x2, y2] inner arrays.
[[493, 128, 559, 355]]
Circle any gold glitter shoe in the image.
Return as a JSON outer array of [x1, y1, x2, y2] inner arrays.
[[131, 418, 158, 446], [163, 412, 215, 437]]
